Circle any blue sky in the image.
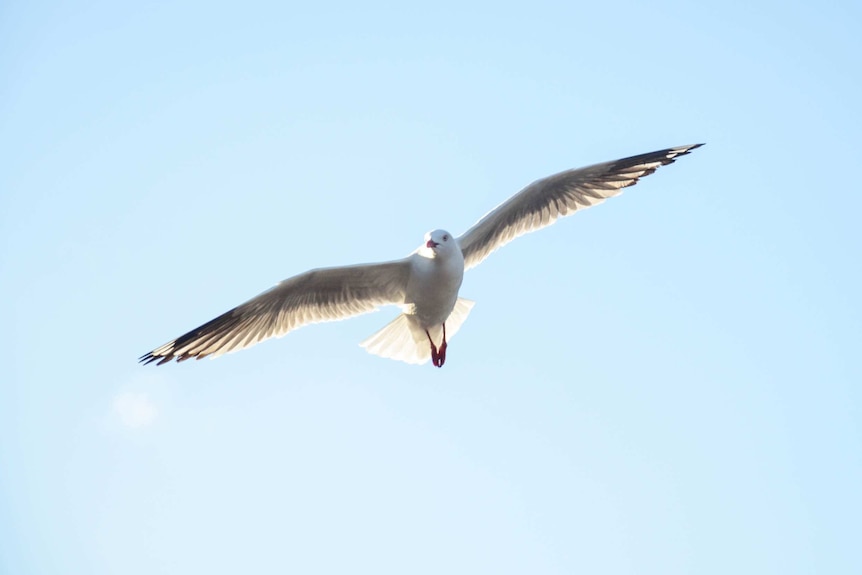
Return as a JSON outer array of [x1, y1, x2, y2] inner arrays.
[[2, 0, 860, 573]]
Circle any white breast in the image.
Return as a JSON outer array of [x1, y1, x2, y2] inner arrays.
[[403, 246, 465, 329]]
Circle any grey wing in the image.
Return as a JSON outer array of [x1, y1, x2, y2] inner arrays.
[[140, 259, 411, 365], [458, 144, 703, 270]]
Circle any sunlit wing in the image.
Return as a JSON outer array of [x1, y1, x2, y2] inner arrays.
[[139, 260, 411, 365], [458, 144, 703, 270]]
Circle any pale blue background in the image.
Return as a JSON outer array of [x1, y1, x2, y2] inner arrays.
[[2, 1, 860, 573]]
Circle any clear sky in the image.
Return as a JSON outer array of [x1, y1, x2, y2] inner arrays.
[[2, 1, 860, 573]]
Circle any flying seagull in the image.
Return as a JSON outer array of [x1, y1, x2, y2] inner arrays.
[[140, 143, 703, 368]]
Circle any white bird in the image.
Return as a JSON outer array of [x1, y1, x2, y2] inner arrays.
[[140, 144, 703, 368]]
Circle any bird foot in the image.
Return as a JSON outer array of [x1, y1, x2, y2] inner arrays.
[[426, 326, 448, 368], [429, 342, 446, 368], [435, 341, 447, 367]]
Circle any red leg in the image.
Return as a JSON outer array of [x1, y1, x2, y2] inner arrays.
[[438, 322, 448, 367], [425, 329, 441, 368]]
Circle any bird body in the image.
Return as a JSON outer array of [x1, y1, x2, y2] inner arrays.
[[140, 144, 703, 367], [403, 230, 464, 329]]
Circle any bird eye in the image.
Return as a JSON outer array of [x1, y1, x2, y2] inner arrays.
[[443, 235, 449, 241]]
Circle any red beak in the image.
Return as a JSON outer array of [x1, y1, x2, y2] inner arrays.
[[426, 240, 439, 248]]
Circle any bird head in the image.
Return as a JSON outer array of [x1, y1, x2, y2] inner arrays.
[[422, 229, 456, 258]]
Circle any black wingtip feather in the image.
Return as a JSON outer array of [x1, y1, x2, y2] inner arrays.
[[138, 304, 246, 366], [607, 143, 705, 174], [669, 143, 705, 162], [137, 352, 172, 366]]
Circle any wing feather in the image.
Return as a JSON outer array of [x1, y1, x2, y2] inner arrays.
[[140, 259, 411, 365], [458, 144, 703, 270]]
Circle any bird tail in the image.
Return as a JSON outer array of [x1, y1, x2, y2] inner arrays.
[[360, 298, 475, 365]]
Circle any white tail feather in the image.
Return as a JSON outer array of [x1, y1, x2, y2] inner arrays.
[[360, 298, 475, 365]]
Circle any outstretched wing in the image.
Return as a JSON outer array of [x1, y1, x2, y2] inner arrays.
[[458, 144, 703, 270], [140, 260, 411, 365]]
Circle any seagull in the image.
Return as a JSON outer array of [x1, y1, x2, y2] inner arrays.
[[140, 143, 703, 368]]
